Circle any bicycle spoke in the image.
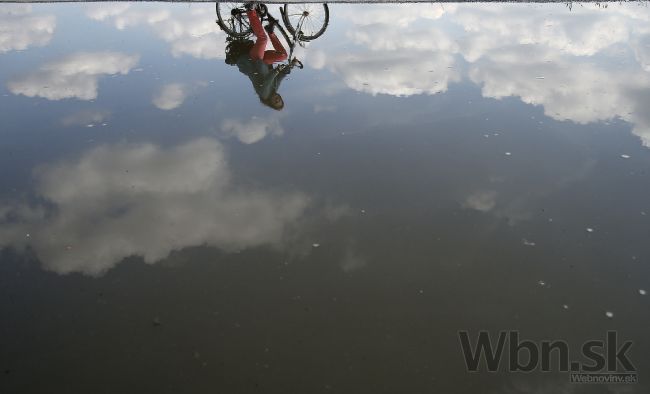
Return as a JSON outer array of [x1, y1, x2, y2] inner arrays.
[[216, 2, 253, 36], [283, 3, 328, 39]]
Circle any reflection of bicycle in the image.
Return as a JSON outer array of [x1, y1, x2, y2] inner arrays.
[[216, 2, 329, 68]]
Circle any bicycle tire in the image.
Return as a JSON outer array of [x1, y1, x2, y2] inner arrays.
[[282, 3, 329, 41], [216, 3, 252, 38]]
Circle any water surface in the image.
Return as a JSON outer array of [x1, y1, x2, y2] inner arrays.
[[1, 2, 650, 393]]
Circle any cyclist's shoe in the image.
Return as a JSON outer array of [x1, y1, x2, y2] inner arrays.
[[291, 57, 303, 69]]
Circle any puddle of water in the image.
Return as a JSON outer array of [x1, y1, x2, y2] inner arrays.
[[1, 2, 649, 393]]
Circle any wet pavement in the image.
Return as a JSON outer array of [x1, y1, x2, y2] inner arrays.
[[1, 2, 649, 393]]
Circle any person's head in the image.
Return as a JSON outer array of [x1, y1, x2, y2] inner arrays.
[[225, 39, 254, 65], [262, 93, 284, 111]]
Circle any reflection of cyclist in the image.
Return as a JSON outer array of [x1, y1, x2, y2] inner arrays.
[[226, 4, 288, 110]]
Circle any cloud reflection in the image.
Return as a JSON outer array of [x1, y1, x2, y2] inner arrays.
[[7, 51, 139, 100], [152, 83, 188, 110], [324, 3, 650, 146], [86, 4, 227, 59], [0, 5, 56, 53], [221, 116, 285, 144], [0, 138, 309, 276], [453, 4, 650, 146], [314, 5, 460, 96]]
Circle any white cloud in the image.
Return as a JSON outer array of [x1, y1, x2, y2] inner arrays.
[[633, 33, 650, 72], [315, 5, 460, 97], [463, 191, 497, 212], [0, 138, 309, 276], [347, 24, 458, 53], [450, 3, 650, 146], [318, 3, 650, 147], [87, 4, 168, 28], [323, 49, 459, 97], [453, 5, 631, 60], [221, 116, 285, 144], [87, 4, 228, 59], [468, 44, 650, 146], [338, 4, 452, 27], [0, 5, 56, 53], [85, 3, 131, 22], [7, 51, 139, 100], [152, 83, 188, 110]]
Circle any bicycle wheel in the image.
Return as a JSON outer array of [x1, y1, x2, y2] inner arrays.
[[282, 3, 329, 41], [216, 3, 252, 37]]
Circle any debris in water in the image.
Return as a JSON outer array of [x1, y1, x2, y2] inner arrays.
[[535, 76, 545, 79], [620, 154, 630, 159], [505, 152, 512, 156], [152, 317, 162, 326], [640, 289, 647, 296], [562, 304, 569, 310], [537, 280, 546, 287], [605, 311, 614, 319], [86, 124, 94, 128], [586, 228, 594, 233], [312, 243, 320, 248]]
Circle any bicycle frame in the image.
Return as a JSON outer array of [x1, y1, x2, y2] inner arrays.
[[219, 4, 307, 69], [265, 6, 305, 67], [278, 6, 310, 47]]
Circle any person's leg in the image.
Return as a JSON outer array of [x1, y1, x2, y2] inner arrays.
[[263, 33, 288, 63], [269, 33, 287, 57], [247, 10, 267, 60]]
